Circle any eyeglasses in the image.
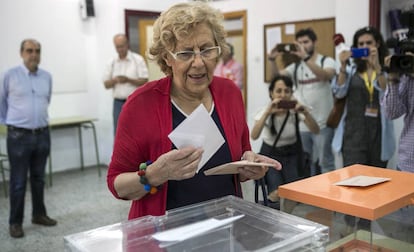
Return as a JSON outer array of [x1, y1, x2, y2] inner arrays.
[[168, 46, 221, 62]]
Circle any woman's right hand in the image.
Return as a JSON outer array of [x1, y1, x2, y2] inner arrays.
[[339, 50, 352, 67], [146, 147, 204, 186], [266, 98, 283, 115], [268, 45, 282, 60]]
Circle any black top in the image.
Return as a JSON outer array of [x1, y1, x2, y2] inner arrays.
[[342, 74, 383, 166], [166, 104, 235, 210]]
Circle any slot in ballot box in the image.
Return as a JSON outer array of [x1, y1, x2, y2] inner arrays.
[[64, 195, 329, 252]]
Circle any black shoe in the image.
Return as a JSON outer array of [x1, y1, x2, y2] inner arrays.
[[267, 200, 281, 210], [9, 224, 24, 238], [32, 215, 57, 226]]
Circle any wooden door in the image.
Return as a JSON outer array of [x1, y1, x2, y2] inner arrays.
[[138, 19, 165, 81]]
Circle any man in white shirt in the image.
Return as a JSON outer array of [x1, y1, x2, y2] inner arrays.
[[268, 28, 336, 175], [103, 34, 149, 134]]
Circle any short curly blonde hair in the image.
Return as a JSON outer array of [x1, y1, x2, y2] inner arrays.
[[149, 2, 229, 76]]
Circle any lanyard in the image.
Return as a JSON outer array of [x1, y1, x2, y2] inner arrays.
[[362, 71, 376, 104]]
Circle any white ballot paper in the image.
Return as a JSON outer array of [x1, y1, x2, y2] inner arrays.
[[152, 215, 244, 246], [168, 104, 225, 172], [334, 175, 391, 187]]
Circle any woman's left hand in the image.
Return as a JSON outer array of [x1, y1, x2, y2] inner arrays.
[[368, 47, 381, 71], [238, 151, 282, 181]]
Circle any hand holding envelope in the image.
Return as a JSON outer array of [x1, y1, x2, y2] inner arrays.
[[167, 104, 282, 181], [204, 160, 279, 175], [205, 152, 282, 181], [168, 104, 225, 173]]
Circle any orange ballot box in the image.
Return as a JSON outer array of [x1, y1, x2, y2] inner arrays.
[[278, 164, 414, 220]]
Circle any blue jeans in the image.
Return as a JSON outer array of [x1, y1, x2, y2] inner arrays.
[[113, 99, 126, 135], [7, 127, 50, 225], [301, 127, 335, 175]]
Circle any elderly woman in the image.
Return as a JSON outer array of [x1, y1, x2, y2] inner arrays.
[[107, 2, 281, 219]]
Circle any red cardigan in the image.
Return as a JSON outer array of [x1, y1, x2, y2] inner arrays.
[[107, 76, 251, 219]]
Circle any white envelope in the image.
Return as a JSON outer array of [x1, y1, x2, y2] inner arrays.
[[334, 175, 391, 187], [204, 160, 278, 176], [168, 104, 225, 172]]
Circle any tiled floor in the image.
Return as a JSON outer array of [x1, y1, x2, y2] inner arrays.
[[0, 166, 130, 252]]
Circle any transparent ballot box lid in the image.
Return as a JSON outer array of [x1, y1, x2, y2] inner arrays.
[[64, 195, 329, 252]]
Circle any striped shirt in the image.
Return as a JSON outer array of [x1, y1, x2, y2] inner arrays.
[[382, 75, 414, 173]]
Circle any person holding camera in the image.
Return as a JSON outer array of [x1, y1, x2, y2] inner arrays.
[[268, 28, 336, 176], [332, 26, 396, 230], [251, 75, 319, 204], [332, 26, 395, 170], [382, 51, 414, 173]]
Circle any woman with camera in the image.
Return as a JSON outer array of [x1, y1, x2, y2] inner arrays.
[[251, 75, 319, 204], [332, 26, 395, 169], [332, 26, 396, 230]]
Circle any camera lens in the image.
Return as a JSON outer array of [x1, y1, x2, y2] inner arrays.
[[399, 57, 413, 70], [400, 40, 414, 54], [390, 55, 414, 74]]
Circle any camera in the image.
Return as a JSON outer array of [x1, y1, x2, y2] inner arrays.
[[386, 8, 414, 74], [276, 43, 297, 53], [351, 48, 369, 58], [389, 55, 414, 74], [278, 100, 297, 109]]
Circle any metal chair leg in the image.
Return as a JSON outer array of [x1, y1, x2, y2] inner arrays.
[[0, 157, 8, 197]]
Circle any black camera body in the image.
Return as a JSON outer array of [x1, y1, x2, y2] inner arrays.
[[387, 8, 414, 74], [278, 100, 297, 109], [276, 43, 297, 53], [389, 35, 414, 74], [389, 55, 414, 74]]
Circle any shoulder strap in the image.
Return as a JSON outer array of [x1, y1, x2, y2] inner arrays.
[[272, 111, 290, 148], [294, 55, 326, 89], [320, 55, 326, 68], [294, 113, 310, 178], [294, 113, 300, 141], [293, 62, 299, 89]]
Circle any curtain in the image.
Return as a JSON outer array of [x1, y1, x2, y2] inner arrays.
[[369, 0, 381, 29]]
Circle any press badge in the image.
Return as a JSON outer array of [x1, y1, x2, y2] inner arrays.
[[365, 105, 378, 117]]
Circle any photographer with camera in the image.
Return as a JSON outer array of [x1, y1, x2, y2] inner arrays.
[[268, 28, 336, 176], [251, 75, 319, 207], [332, 26, 396, 230], [382, 50, 414, 173], [332, 26, 395, 169]]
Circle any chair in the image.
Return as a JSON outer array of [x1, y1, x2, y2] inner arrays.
[[0, 124, 8, 197], [254, 178, 269, 206], [0, 153, 8, 197]]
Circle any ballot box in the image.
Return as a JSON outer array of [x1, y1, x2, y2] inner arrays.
[[64, 195, 329, 252], [278, 165, 414, 251]]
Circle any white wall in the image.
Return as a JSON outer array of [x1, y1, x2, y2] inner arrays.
[[2, 0, 400, 172]]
